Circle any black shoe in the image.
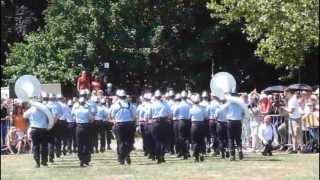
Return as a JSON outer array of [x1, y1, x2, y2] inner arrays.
[[144, 152, 148, 156], [268, 151, 272, 156], [239, 152, 243, 160], [107, 145, 112, 150], [194, 156, 199, 162], [126, 156, 131, 165], [183, 155, 188, 160], [49, 159, 54, 163], [229, 156, 235, 161], [84, 162, 89, 166], [262, 151, 267, 156], [200, 155, 204, 162], [63, 150, 67, 156], [288, 150, 297, 154], [161, 157, 166, 163], [207, 148, 211, 153], [119, 159, 125, 165], [41, 162, 48, 166], [226, 152, 230, 158], [80, 162, 85, 167], [221, 152, 225, 159]]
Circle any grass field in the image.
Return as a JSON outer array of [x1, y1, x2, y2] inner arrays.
[[1, 139, 319, 180]]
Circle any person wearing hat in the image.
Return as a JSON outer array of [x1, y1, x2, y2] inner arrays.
[[145, 90, 171, 163], [44, 93, 63, 162], [109, 89, 136, 165], [72, 97, 94, 167], [105, 83, 113, 96], [136, 95, 148, 155], [224, 94, 245, 161], [142, 93, 156, 160], [173, 92, 191, 159], [94, 97, 109, 152], [86, 95, 98, 153], [23, 102, 49, 167], [101, 98, 113, 150], [56, 94, 69, 156], [171, 93, 182, 157], [189, 93, 207, 162], [165, 90, 176, 155], [214, 98, 229, 158], [206, 93, 220, 156], [200, 91, 211, 154], [66, 100, 77, 154]]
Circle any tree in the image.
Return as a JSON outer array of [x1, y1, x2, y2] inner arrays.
[[207, 0, 319, 69]]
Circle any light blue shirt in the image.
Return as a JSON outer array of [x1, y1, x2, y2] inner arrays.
[[58, 101, 70, 121], [86, 100, 97, 115], [72, 105, 93, 124], [23, 107, 48, 129], [189, 105, 207, 122], [46, 101, 63, 120], [137, 103, 147, 121], [147, 100, 171, 119], [214, 104, 228, 122], [95, 104, 108, 121], [110, 100, 135, 122], [173, 101, 190, 120], [206, 101, 219, 119], [225, 102, 244, 121]]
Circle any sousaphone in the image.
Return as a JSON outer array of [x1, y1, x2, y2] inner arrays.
[[15, 75, 54, 130], [210, 72, 249, 120]]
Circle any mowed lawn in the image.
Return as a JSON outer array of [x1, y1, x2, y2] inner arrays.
[[1, 139, 319, 180]]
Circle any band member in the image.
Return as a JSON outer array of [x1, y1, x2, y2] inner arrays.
[[56, 94, 69, 155], [189, 94, 207, 162], [173, 93, 191, 159], [143, 93, 156, 160], [95, 98, 108, 152], [206, 94, 220, 155], [214, 98, 229, 158], [66, 100, 77, 154], [146, 90, 171, 164], [136, 95, 147, 155], [86, 96, 98, 153], [224, 94, 245, 161], [72, 97, 94, 167], [23, 103, 49, 168], [110, 90, 136, 165]]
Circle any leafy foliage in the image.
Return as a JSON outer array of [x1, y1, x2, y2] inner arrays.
[[207, 0, 319, 69]]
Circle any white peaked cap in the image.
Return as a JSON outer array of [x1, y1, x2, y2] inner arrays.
[[79, 90, 86, 95], [181, 90, 187, 98], [175, 93, 181, 100], [144, 93, 152, 100], [107, 83, 112, 88], [164, 92, 169, 97], [154, 90, 161, 97], [48, 93, 55, 99], [168, 90, 174, 96], [67, 100, 73, 106], [41, 91, 48, 98], [56, 94, 63, 99], [91, 96, 98, 102], [79, 97, 85, 103], [201, 91, 208, 97], [116, 89, 126, 97], [191, 94, 200, 103], [100, 98, 106, 103]]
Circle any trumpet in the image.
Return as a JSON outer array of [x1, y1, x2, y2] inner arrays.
[[14, 75, 54, 130]]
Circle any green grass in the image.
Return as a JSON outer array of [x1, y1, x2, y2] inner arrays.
[[1, 139, 319, 180]]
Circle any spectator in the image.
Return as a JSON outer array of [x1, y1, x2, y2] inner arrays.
[[77, 70, 91, 92], [11, 101, 28, 137], [283, 90, 303, 153], [258, 115, 278, 156], [1, 98, 9, 147], [6, 127, 24, 154], [91, 75, 102, 91]]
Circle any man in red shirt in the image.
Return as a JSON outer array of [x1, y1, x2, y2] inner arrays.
[[91, 75, 102, 92], [77, 71, 91, 92]]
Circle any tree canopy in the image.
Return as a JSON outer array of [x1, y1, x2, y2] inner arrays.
[[207, 0, 319, 69], [2, 0, 319, 93]]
